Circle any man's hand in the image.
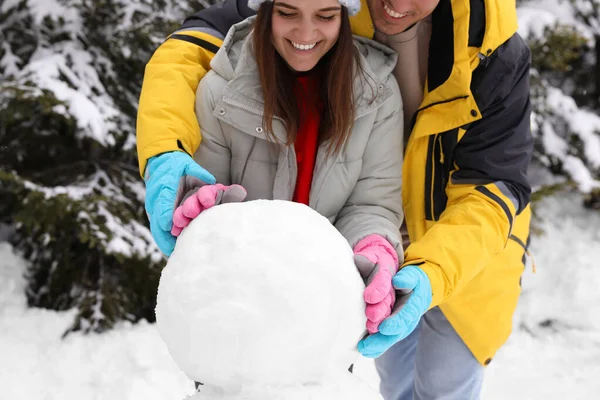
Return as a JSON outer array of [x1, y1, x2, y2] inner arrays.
[[144, 151, 216, 256], [357, 265, 432, 358]]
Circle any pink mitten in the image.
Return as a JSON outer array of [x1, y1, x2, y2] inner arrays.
[[171, 184, 247, 236], [353, 234, 399, 334]]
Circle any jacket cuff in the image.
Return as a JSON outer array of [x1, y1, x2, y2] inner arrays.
[[404, 261, 445, 309], [139, 140, 188, 178]]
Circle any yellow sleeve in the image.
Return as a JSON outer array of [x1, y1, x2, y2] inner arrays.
[[136, 31, 223, 177], [403, 180, 517, 307]]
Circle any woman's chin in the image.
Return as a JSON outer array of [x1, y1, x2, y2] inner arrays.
[[285, 59, 319, 73]]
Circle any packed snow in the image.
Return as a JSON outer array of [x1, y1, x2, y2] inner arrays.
[[156, 200, 381, 399], [536, 87, 600, 192], [1, 193, 600, 399], [517, 0, 600, 193], [516, 0, 594, 41]]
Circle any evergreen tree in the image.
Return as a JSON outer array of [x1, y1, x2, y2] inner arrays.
[[4, 0, 600, 337], [0, 0, 218, 334], [519, 1, 600, 208]]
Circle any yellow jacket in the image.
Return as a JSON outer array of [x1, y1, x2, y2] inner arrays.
[[136, 0, 534, 365]]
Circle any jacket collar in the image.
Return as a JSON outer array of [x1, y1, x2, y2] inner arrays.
[[350, 0, 518, 137], [414, 0, 518, 137]]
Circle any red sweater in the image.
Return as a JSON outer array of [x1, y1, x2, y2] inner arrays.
[[292, 75, 322, 205]]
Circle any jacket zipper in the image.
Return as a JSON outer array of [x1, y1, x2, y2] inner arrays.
[[438, 134, 445, 164], [426, 133, 449, 222], [438, 134, 446, 201], [429, 135, 437, 220], [410, 95, 470, 133], [477, 52, 491, 68]]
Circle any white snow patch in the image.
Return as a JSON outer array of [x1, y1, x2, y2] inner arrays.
[[1, 193, 600, 398], [532, 87, 600, 192], [517, 0, 594, 41], [482, 192, 600, 399], [0, 242, 28, 311]]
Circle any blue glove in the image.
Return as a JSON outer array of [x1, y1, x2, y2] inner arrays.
[[144, 151, 216, 256], [357, 265, 432, 358]]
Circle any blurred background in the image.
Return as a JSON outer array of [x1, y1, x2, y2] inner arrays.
[[1, 0, 599, 399]]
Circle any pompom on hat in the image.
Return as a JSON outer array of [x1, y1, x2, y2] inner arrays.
[[248, 0, 361, 16]]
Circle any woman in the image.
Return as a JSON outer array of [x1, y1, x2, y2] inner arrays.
[[172, 0, 404, 335]]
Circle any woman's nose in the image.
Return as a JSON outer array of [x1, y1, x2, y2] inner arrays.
[[293, 18, 318, 43]]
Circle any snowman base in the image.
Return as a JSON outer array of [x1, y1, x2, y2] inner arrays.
[[186, 371, 381, 400], [156, 200, 384, 400]]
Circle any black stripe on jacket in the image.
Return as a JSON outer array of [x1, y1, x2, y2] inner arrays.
[[169, 34, 220, 54], [452, 33, 534, 215], [180, 0, 255, 38]]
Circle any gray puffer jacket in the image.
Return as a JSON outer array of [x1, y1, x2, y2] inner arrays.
[[194, 17, 404, 260]]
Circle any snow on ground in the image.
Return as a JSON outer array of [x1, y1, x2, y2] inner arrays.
[[481, 193, 600, 400], [1, 193, 599, 399]]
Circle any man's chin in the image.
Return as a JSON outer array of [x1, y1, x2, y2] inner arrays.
[[374, 21, 411, 36], [369, 3, 420, 35]]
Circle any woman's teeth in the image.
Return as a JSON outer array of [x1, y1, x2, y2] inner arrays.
[[384, 3, 408, 19], [291, 41, 317, 51]]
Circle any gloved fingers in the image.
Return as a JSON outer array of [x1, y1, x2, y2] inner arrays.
[[171, 225, 183, 237], [172, 184, 247, 238], [219, 184, 248, 204], [391, 266, 420, 291], [365, 289, 395, 323], [155, 186, 177, 232], [176, 174, 219, 208], [365, 289, 395, 334], [177, 185, 201, 208], [378, 290, 422, 337], [363, 266, 392, 304], [377, 251, 400, 276], [195, 184, 228, 209], [145, 171, 177, 215], [390, 290, 412, 316], [180, 192, 204, 219], [184, 161, 217, 185], [355, 249, 398, 283], [363, 265, 393, 304], [366, 319, 384, 335], [171, 207, 192, 236], [357, 332, 403, 359], [150, 210, 175, 256]]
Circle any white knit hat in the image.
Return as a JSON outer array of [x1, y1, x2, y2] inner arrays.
[[248, 0, 361, 16]]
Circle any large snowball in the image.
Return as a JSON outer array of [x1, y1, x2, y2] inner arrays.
[[155, 200, 374, 396]]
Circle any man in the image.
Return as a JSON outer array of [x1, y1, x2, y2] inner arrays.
[[137, 1, 533, 399]]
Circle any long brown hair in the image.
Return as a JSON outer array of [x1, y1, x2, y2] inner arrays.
[[253, 2, 362, 155]]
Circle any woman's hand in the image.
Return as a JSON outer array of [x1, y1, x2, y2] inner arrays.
[[353, 234, 399, 334], [171, 184, 247, 236]]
